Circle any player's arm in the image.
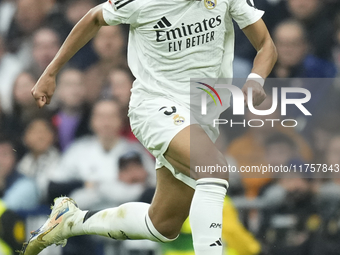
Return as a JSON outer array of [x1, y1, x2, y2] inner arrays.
[[241, 19, 277, 106], [31, 4, 108, 108]]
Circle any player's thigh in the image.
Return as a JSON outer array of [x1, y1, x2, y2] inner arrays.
[[164, 124, 229, 180], [149, 166, 194, 239]]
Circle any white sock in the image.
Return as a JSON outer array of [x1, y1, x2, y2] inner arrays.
[[189, 178, 228, 255], [65, 202, 175, 243]]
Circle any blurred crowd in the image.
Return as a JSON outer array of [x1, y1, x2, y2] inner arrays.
[[1, 0, 340, 254]]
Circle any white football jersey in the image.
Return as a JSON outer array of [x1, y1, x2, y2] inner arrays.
[[102, 0, 263, 111]]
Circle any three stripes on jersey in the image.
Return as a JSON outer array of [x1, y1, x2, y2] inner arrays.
[[108, 0, 135, 10]]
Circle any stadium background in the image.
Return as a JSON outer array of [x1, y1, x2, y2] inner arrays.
[[1, 0, 340, 254]]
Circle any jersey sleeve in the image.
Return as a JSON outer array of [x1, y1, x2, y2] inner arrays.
[[229, 0, 264, 29], [102, 0, 142, 26]]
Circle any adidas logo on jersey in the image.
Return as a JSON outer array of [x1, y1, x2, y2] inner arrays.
[[210, 238, 222, 247], [153, 17, 172, 29]]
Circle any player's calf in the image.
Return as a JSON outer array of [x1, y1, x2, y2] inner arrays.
[[148, 167, 194, 240], [150, 214, 185, 239]]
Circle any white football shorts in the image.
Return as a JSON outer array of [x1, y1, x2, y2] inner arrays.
[[128, 97, 220, 189]]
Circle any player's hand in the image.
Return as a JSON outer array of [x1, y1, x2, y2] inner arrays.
[[242, 80, 266, 107], [31, 73, 56, 108]]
